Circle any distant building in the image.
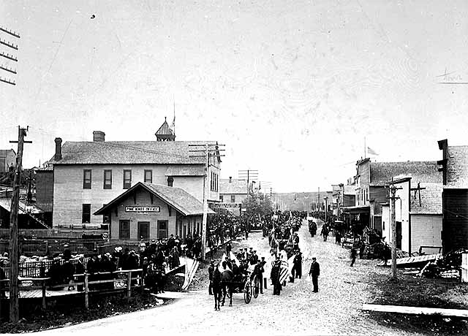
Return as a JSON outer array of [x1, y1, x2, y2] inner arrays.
[[438, 139, 468, 253], [217, 177, 247, 216], [40, 119, 221, 240], [0, 149, 15, 173]]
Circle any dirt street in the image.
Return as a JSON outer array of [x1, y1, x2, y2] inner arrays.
[[27, 219, 424, 336]]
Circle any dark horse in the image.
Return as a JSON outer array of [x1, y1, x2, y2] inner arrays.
[[212, 266, 223, 311]]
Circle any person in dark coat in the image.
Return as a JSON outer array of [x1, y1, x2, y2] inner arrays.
[[308, 257, 320, 293], [251, 260, 265, 294], [293, 250, 303, 279], [350, 247, 357, 267], [208, 260, 215, 295], [271, 256, 282, 295]]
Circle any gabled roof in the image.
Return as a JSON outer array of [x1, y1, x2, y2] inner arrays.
[[370, 161, 441, 186], [0, 149, 15, 157], [219, 178, 248, 195], [49, 141, 220, 165], [94, 182, 214, 216]]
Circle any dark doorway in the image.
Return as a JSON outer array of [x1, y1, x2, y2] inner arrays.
[[396, 221, 402, 249], [138, 221, 150, 240], [119, 220, 130, 239]]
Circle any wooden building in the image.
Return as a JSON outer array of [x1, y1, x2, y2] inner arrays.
[[0, 149, 15, 173], [94, 182, 213, 241], [40, 119, 221, 230], [438, 139, 468, 253], [381, 178, 443, 254], [343, 158, 441, 237]]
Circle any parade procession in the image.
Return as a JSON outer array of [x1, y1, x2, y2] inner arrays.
[[2, 0, 468, 335]]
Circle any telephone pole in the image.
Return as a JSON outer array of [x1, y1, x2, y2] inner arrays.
[[189, 143, 225, 261], [9, 126, 32, 323], [238, 169, 258, 195], [389, 182, 401, 281]]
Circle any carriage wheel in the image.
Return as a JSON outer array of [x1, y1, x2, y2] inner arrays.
[[244, 281, 252, 304], [252, 275, 260, 299]]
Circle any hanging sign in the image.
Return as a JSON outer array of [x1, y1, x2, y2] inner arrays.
[[125, 206, 160, 213]]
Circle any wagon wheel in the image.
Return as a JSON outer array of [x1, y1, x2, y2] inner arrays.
[[243, 280, 252, 304], [252, 275, 260, 299]]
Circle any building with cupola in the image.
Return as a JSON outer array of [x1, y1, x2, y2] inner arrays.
[[37, 118, 220, 242]]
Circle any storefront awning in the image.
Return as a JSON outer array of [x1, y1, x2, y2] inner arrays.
[[341, 205, 370, 214]]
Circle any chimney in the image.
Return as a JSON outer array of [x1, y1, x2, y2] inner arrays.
[[93, 131, 106, 142], [229, 176, 232, 183], [54, 138, 62, 161]]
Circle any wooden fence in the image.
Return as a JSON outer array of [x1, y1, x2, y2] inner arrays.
[[0, 269, 143, 310]]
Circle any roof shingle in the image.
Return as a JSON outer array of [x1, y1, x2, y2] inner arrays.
[[49, 141, 218, 165], [370, 161, 441, 185]]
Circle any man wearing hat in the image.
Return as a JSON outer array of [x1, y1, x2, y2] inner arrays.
[[249, 250, 259, 265], [308, 257, 320, 293]]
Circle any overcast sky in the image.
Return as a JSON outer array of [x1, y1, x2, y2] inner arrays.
[[1, 0, 467, 192]]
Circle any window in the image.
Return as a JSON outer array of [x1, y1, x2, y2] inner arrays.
[[231, 195, 235, 203], [167, 176, 174, 187], [123, 170, 132, 189], [210, 172, 219, 192], [83, 170, 92, 189], [157, 220, 168, 239], [82, 204, 91, 223], [220, 195, 224, 202], [119, 220, 130, 239], [104, 170, 112, 189], [144, 170, 152, 183]]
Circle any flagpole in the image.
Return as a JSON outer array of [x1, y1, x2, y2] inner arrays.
[[364, 137, 367, 158]]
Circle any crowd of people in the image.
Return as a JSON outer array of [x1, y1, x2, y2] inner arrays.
[[208, 212, 307, 299]]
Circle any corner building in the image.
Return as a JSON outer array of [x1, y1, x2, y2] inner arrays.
[[44, 120, 221, 240]]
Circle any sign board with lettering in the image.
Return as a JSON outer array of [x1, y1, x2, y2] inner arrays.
[[211, 203, 241, 209], [125, 206, 160, 213]]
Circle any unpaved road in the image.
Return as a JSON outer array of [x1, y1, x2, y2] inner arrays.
[[22, 219, 423, 336]]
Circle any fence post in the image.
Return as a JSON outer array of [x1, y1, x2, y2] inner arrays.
[[127, 271, 131, 298], [84, 273, 89, 309], [41, 279, 46, 309]]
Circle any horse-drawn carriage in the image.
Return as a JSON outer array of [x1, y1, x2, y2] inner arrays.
[[213, 263, 261, 310]]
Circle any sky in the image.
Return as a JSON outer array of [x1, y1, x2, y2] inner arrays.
[[1, 0, 468, 192]]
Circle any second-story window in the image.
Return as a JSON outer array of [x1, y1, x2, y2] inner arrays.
[[220, 195, 224, 202], [231, 195, 235, 203], [83, 170, 92, 189], [104, 170, 112, 189], [144, 170, 152, 183], [123, 170, 132, 189]]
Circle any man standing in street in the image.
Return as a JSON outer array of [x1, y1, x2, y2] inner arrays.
[[208, 260, 215, 295], [309, 257, 320, 293]]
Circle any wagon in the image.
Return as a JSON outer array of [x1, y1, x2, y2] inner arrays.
[[223, 270, 260, 304]]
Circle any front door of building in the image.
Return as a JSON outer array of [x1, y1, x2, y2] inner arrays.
[[157, 220, 168, 239], [396, 221, 402, 249], [119, 220, 130, 240], [138, 221, 150, 240]]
